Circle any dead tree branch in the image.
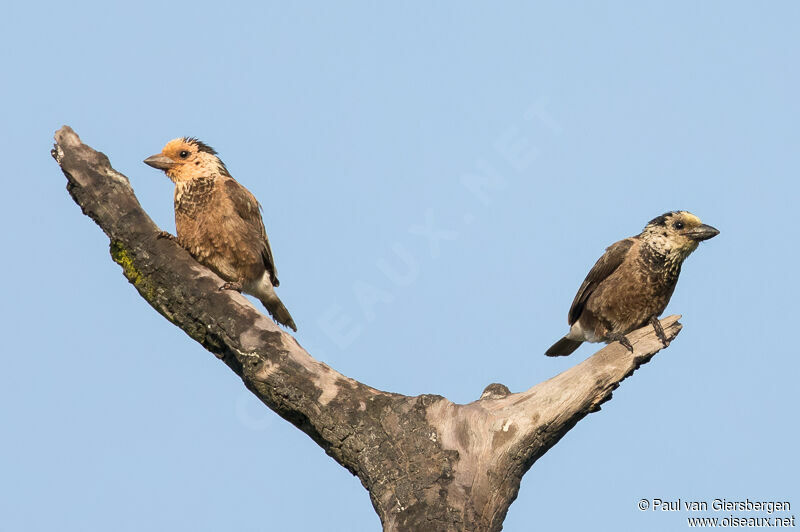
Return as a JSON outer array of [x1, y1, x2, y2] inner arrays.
[[52, 126, 682, 532]]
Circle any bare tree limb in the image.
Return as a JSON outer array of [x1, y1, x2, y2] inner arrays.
[[52, 126, 682, 532]]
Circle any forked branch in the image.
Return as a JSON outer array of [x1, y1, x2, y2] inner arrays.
[[52, 126, 681, 532]]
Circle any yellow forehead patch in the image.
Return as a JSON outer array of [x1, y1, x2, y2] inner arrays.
[[162, 138, 190, 153], [677, 211, 702, 226]]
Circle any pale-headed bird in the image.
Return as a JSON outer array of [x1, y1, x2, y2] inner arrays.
[[546, 211, 718, 356], [144, 137, 297, 331]]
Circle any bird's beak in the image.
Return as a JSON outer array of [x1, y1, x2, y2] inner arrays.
[[685, 224, 720, 241], [143, 154, 175, 170]]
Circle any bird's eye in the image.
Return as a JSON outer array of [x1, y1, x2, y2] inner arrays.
[[179, 150, 189, 158], [673, 221, 684, 230]]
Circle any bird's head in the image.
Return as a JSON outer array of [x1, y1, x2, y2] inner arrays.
[[144, 137, 229, 182], [641, 211, 719, 261]]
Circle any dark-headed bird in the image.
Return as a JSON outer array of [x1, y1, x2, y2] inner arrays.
[[545, 211, 718, 356], [144, 137, 297, 331]]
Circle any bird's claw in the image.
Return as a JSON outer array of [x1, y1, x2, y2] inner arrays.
[[219, 281, 243, 292], [619, 336, 634, 352], [650, 316, 670, 348], [608, 332, 634, 352]]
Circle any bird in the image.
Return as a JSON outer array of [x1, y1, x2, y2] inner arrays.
[[545, 211, 718, 356], [144, 137, 297, 332]]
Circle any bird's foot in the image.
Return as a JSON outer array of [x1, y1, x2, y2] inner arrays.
[[608, 332, 634, 352], [157, 230, 176, 241], [650, 316, 669, 347], [219, 281, 243, 292]]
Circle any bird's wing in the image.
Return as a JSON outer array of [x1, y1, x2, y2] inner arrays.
[[567, 238, 635, 325], [224, 179, 280, 286]]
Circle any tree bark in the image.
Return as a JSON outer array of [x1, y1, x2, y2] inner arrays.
[[51, 126, 682, 532]]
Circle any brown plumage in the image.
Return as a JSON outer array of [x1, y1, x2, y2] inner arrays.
[[545, 211, 718, 356], [144, 137, 297, 331]]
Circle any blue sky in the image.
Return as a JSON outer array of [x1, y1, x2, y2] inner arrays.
[[2, 2, 798, 531]]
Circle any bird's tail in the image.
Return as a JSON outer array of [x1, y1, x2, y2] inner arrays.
[[260, 293, 297, 332], [250, 274, 297, 332], [545, 337, 582, 357]]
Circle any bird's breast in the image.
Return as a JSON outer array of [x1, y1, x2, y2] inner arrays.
[[174, 182, 267, 283], [174, 177, 215, 218], [585, 255, 680, 336]]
